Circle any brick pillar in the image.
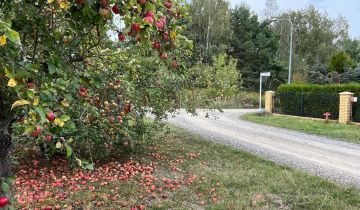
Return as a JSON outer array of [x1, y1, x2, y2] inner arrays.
[[338, 92, 353, 124], [265, 91, 275, 113]]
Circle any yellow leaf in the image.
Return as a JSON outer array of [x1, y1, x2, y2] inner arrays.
[[7, 78, 17, 87], [59, 0, 69, 9], [61, 99, 69, 107], [29, 111, 37, 122], [47, 0, 55, 3], [33, 97, 40, 106], [0, 35, 6, 46], [54, 118, 65, 127], [170, 31, 177, 41], [11, 99, 30, 110], [76, 158, 82, 167], [56, 142, 62, 149]]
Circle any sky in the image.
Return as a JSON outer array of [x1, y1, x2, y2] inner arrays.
[[230, 0, 360, 38]]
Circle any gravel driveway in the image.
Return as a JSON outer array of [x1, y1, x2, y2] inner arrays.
[[166, 109, 360, 187]]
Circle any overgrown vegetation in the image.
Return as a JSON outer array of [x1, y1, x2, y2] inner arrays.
[[181, 90, 260, 109]]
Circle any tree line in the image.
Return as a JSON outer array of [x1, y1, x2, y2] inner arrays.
[[185, 0, 360, 91]]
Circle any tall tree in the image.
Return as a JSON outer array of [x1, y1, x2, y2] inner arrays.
[[273, 6, 350, 80], [186, 0, 232, 64], [343, 39, 360, 64], [230, 5, 286, 90], [262, 0, 279, 20]]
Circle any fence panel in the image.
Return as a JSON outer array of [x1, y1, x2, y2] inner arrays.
[[352, 98, 360, 122], [274, 92, 339, 120]]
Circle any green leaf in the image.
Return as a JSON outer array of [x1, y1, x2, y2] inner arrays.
[[27, 89, 36, 99], [9, 206, 16, 210], [60, 115, 71, 122], [66, 121, 76, 129], [5, 28, 20, 44], [25, 125, 35, 135], [67, 137, 74, 144], [2, 181, 10, 193], [64, 94, 73, 101], [66, 146, 73, 158], [48, 64, 57, 74], [34, 107, 46, 123], [84, 163, 94, 170], [6, 176, 16, 184]]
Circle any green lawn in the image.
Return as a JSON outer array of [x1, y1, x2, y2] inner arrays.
[[14, 125, 360, 209], [159, 126, 360, 209], [241, 112, 360, 144]]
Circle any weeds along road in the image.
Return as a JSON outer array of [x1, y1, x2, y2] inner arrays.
[[167, 109, 360, 187]]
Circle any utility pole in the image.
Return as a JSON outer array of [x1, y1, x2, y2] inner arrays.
[[271, 17, 294, 84], [205, 15, 210, 65]]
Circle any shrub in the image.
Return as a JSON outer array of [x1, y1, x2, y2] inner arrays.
[[277, 84, 360, 119], [181, 89, 260, 109]]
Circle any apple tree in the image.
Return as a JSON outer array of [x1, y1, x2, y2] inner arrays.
[[0, 0, 191, 198]]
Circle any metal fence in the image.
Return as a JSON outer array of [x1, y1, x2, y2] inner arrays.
[[274, 92, 339, 120], [352, 99, 360, 122]]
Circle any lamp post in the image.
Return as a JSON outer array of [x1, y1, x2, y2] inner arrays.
[[271, 17, 293, 84], [259, 72, 271, 111]]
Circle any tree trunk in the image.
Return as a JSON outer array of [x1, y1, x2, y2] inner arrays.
[[0, 117, 13, 194]]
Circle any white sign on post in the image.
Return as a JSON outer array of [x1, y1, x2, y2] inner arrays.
[[259, 72, 271, 111]]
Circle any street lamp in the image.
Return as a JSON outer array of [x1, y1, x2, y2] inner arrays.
[[271, 17, 293, 84], [259, 72, 271, 111]]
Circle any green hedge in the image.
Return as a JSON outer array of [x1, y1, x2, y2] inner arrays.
[[278, 84, 360, 95], [277, 84, 360, 120]]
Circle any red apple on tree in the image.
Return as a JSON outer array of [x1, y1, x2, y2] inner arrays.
[[79, 87, 87, 97], [118, 33, 126, 42], [153, 41, 160, 49], [145, 10, 154, 18], [160, 52, 168, 59], [172, 61, 178, 69], [45, 135, 52, 142], [160, 16, 167, 25], [0, 196, 9, 208], [131, 23, 141, 33], [112, 4, 120, 14], [31, 125, 41, 138], [143, 16, 154, 24], [27, 82, 35, 89], [79, 87, 87, 93], [163, 32, 169, 41], [164, 1, 172, 9], [138, 0, 146, 4], [155, 21, 164, 30], [47, 111, 55, 122]]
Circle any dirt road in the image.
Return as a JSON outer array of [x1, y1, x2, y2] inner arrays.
[[167, 109, 360, 187]]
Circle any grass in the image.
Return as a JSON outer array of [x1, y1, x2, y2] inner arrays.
[[155, 126, 360, 209], [13, 125, 360, 209], [241, 112, 360, 144]]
